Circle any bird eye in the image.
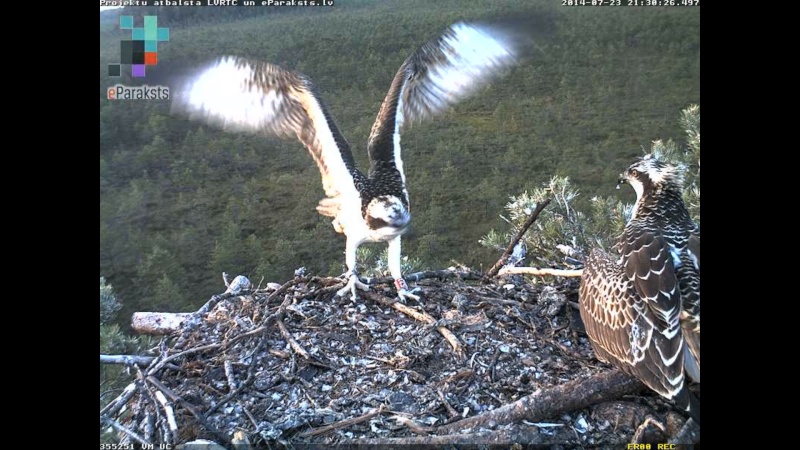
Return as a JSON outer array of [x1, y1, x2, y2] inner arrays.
[[630, 169, 639, 177]]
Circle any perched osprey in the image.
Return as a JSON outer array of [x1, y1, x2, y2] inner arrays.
[[579, 155, 700, 422], [171, 23, 519, 301]]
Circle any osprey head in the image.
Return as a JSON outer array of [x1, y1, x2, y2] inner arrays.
[[365, 195, 410, 234], [618, 154, 683, 199]]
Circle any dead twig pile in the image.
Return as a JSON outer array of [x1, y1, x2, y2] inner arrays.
[[100, 268, 698, 447]]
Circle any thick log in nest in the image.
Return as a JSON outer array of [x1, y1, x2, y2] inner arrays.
[[101, 270, 699, 447]]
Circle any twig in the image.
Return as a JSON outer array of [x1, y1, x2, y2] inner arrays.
[[131, 365, 165, 441], [146, 376, 233, 447], [668, 418, 700, 445], [371, 269, 483, 285], [265, 277, 303, 306], [485, 198, 552, 279], [392, 415, 435, 435], [147, 343, 222, 376], [437, 390, 458, 418], [472, 295, 530, 308], [353, 427, 543, 446], [153, 391, 178, 442], [100, 354, 156, 366], [276, 317, 312, 360], [101, 417, 151, 446], [299, 405, 384, 437], [489, 347, 501, 383], [437, 369, 644, 434], [242, 404, 259, 429], [206, 329, 271, 415], [143, 410, 155, 443], [269, 348, 290, 359], [499, 267, 583, 277], [314, 283, 346, 295], [364, 291, 463, 358], [100, 382, 137, 418], [224, 360, 237, 391], [195, 292, 234, 317], [226, 325, 267, 344]]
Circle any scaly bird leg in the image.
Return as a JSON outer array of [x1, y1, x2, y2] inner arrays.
[[388, 236, 421, 302], [336, 271, 370, 301], [336, 238, 370, 300]]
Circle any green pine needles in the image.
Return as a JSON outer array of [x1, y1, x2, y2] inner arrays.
[[480, 105, 700, 269]]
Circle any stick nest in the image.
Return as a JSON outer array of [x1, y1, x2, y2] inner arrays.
[[102, 270, 695, 447]]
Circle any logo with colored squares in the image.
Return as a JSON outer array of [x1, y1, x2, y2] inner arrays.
[[108, 16, 169, 78]]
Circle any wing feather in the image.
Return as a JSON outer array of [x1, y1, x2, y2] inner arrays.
[[171, 56, 362, 203], [680, 227, 700, 382], [367, 22, 519, 183], [579, 248, 686, 401]]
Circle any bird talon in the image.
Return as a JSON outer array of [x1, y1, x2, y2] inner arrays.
[[336, 273, 370, 300], [397, 289, 421, 302], [394, 279, 421, 301]]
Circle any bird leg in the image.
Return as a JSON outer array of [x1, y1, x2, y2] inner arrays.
[[336, 238, 370, 300], [394, 278, 421, 302], [388, 236, 421, 302], [336, 270, 370, 301]]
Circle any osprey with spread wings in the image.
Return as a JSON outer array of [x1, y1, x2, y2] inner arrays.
[[172, 22, 520, 300]]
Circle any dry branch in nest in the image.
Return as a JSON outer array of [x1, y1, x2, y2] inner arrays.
[[101, 271, 699, 447], [436, 369, 643, 433], [100, 355, 155, 366], [132, 312, 194, 335], [499, 267, 583, 278], [485, 198, 552, 279], [362, 291, 464, 359]]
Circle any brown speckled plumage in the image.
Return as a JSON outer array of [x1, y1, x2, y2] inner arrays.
[[579, 155, 700, 422]]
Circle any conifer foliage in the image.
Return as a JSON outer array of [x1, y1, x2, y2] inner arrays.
[[480, 105, 700, 268]]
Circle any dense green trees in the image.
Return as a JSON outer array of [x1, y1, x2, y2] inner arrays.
[[100, 1, 699, 328]]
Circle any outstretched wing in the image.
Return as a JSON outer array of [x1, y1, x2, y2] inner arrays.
[[367, 22, 519, 185], [171, 56, 362, 202]]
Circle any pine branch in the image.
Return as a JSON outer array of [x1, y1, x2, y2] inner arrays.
[[485, 198, 552, 279]]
